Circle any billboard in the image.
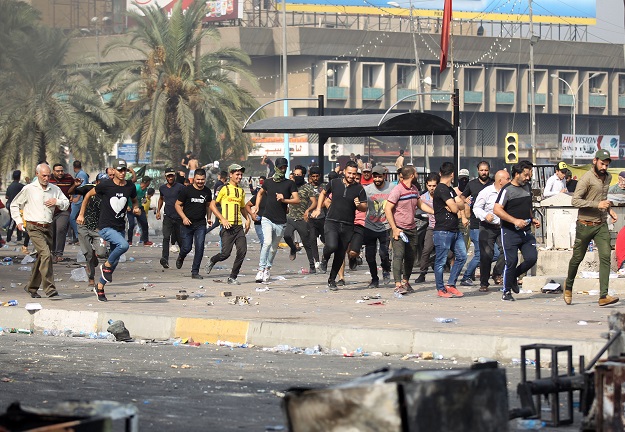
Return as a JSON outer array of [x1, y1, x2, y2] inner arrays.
[[127, 0, 243, 23], [281, 0, 596, 25], [561, 134, 620, 160]]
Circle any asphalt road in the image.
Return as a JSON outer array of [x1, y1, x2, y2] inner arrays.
[[0, 334, 582, 431]]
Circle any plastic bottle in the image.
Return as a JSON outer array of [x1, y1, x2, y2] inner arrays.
[[18, 266, 31, 271], [1, 257, 13, 266], [516, 419, 545, 430], [393, 291, 404, 299], [3, 300, 18, 307], [588, 240, 595, 252], [399, 232, 409, 243], [299, 267, 309, 274]]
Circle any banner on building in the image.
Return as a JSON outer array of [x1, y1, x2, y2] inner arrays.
[[249, 140, 312, 157], [561, 134, 620, 160], [127, 0, 243, 22]]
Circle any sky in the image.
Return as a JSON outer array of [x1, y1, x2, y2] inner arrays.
[[589, 0, 624, 43]]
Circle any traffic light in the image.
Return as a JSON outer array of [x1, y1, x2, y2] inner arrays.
[[329, 143, 339, 161], [504, 133, 519, 164]]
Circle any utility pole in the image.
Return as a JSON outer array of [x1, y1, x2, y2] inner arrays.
[[528, 0, 538, 165], [282, 0, 290, 172]]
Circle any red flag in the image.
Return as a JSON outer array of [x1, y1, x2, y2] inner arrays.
[[440, 0, 452, 72]]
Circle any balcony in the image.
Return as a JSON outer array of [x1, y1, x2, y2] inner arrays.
[[619, 95, 625, 109], [464, 91, 483, 104], [362, 87, 384, 101], [527, 92, 546, 105], [327, 86, 348, 100], [558, 93, 574, 107], [495, 91, 515, 105], [431, 90, 451, 103], [397, 88, 417, 101], [589, 94, 607, 108]]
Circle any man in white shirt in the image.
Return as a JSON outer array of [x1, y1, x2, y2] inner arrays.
[[10, 163, 70, 298], [543, 162, 568, 197], [473, 170, 510, 292]]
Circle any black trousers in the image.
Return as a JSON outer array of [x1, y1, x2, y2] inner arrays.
[[127, 208, 149, 243], [418, 228, 435, 274], [478, 223, 505, 288], [210, 225, 247, 279], [501, 227, 538, 293], [323, 220, 354, 282], [363, 228, 391, 282], [308, 217, 325, 262], [161, 216, 181, 260], [284, 218, 315, 267]]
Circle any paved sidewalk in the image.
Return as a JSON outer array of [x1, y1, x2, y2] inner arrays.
[[0, 233, 619, 363]]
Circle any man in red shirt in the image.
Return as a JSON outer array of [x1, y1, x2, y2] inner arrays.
[[360, 164, 374, 185], [49, 163, 80, 262]]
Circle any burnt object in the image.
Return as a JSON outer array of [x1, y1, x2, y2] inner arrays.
[[106, 320, 132, 342]]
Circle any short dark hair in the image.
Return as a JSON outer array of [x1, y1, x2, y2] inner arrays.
[[426, 172, 440, 184], [194, 168, 206, 177], [520, 160, 534, 170], [293, 165, 307, 175], [147, 187, 155, 195], [259, 175, 267, 180], [219, 171, 228, 180], [328, 171, 339, 181], [345, 160, 358, 170], [309, 166, 321, 176], [401, 166, 416, 179], [477, 161, 490, 170], [399, 149, 405, 155], [511, 163, 531, 177], [53, 163, 64, 170], [12, 170, 21, 181], [73, 160, 82, 169], [439, 162, 455, 177]]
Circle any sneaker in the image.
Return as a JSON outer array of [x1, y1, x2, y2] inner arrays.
[[47, 291, 59, 298], [446, 285, 464, 297], [382, 272, 391, 285], [502, 291, 515, 302], [205, 260, 215, 275], [128, 241, 133, 247], [262, 268, 271, 283], [144, 241, 154, 246], [367, 280, 379, 289], [99, 264, 113, 283], [599, 295, 619, 307], [328, 280, 338, 291], [191, 274, 204, 280], [170, 245, 179, 253], [336, 279, 345, 287], [511, 281, 520, 294], [437, 289, 453, 298], [175, 256, 184, 269], [348, 257, 358, 271], [94, 286, 108, 302], [24, 288, 41, 299], [289, 251, 296, 261], [160, 258, 169, 269], [227, 277, 241, 285], [21, 246, 29, 254], [460, 278, 473, 287], [255, 270, 264, 283], [308, 267, 317, 274], [415, 274, 426, 283], [319, 260, 327, 273]]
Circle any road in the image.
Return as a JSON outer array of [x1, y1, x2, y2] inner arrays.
[[0, 334, 581, 431]]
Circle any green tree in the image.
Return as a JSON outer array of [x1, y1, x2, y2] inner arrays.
[[0, 25, 119, 172], [102, 0, 260, 166], [0, 0, 40, 67]]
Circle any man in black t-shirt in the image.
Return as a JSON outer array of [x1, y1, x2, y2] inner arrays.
[[494, 161, 540, 302], [78, 158, 141, 302], [432, 162, 467, 299], [460, 161, 494, 286], [174, 169, 213, 279], [254, 157, 300, 283], [311, 160, 367, 291], [156, 167, 185, 269]]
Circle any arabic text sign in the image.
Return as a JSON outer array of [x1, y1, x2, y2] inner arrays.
[[561, 134, 620, 160]]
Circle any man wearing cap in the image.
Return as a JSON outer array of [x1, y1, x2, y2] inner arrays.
[[564, 149, 619, 307], [156, 168, 185, 269], [543, 162, 568, 198], [126, 175, 153, 246], [306, 166, 326, 264], [75, 173, 108, 287], [254, 157, 300, 283], [362, 165, 393, 288], [206, 164, 251, 284], [608, 171, 625, 195], [10, 163, 70, 298], [78, 158, 141, 302], [360, 163, 374, 185], [49, 163, 81, 262]]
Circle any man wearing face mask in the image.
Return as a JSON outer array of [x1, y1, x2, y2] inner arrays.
[[254, 157, 300, 283], [283, 165, 318, 274], [306, 166, 326, 265]]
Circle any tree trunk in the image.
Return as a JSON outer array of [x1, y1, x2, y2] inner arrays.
[[167, 104, 184, 167], [35, 126, 46, 166]]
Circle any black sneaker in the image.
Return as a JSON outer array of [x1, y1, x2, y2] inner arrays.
[[308, 267, 316, 274], [501, 291, 515, 302], [47, 291, 59, 298], [205, 260, 215, 275], [175, 256, 184, 269], [348, 257, 358, 271], [511, 281, 520, 294], [94, 286, 108, 302], [336, 279, 345, 287], [24, 288, 41, 299], [319, 260, 328, 273], [382, 272, 391, 285], [191, 274, 204, 280], [99, 264, 113, 283], [160, 258, 169, 269], [367, 279, 379, 289], [289, 251, 296, 261], [328, 280, 338, 291], [415, 274, 426, 283]]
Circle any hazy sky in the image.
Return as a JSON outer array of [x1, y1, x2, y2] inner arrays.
[[590, 0, 624, 43]]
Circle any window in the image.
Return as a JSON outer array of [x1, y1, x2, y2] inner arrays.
[[327, 64, 339, 87], [311, 63, 316, 95], [430, 67, 440, 90], [619, 75, 625, 95], [397, 66, 414, 89], [496, 70, 511, 92], [363, 65, 375, 88], [465, 69, 479, 91], [589, 74, 602, 93]]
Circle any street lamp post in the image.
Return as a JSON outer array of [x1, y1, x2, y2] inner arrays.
[[551, 73, 600, 165]]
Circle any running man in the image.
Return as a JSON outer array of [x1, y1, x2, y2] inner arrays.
[[156, 167, 184, 269]]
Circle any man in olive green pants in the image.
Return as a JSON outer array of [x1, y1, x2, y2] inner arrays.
[[565, 149, 619, 307]]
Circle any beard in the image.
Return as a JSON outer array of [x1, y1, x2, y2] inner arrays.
[[374, 179, 383, 187], [594, 164, 607, 176], [479, 173, 489, 182]]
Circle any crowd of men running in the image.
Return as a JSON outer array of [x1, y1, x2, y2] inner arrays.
[[3, 149, 620, 307]]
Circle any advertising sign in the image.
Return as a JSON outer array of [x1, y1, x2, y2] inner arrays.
[[249, 141, 312, 157], [561, 134, 620, 160], [127, 0, 243, 22], [118, 142, 138, 163], [282, 0, 596, 25]]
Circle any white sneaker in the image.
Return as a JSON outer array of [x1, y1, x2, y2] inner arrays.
[[262, 268, 271, 283], [170, 245, 179, 253], [255, 269, 264, 283]]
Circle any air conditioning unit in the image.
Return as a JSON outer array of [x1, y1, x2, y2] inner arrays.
[[590, 87, 602, 94]]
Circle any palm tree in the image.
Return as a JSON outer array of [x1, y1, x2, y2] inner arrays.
[[0, 0, 40, 67], [0, 25, 120, 171], [102, 0, 260, 166]]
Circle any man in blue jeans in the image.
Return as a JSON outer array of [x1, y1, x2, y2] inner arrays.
[[69, 160, 89, 244], [432, 162, 467, 298], [174, 169, 213, 279], [77, 158, 141, 302]]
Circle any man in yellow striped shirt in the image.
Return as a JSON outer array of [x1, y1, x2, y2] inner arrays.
[[206, 164, 251, 284]]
